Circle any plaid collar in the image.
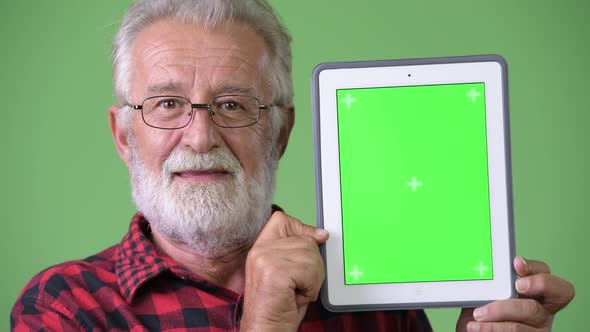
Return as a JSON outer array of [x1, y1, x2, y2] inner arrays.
[[115, 207, 283, 304], [115, 213, 241, 304], [115, 213, 174, 303]]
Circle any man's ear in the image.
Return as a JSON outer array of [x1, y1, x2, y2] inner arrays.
[[276, 105, 295, 158], [108, 105, 131, 167]]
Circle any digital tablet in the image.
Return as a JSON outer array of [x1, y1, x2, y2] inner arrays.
[[311, 55, 516, 311]]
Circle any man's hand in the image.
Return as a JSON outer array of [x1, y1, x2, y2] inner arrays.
[[240, 211, 329, 331], [456, 256, 575, 331]]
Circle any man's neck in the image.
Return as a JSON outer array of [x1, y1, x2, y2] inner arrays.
[[151, 228, 251, 294]]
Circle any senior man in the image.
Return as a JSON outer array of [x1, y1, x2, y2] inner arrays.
[[12, 0, 574, 331]]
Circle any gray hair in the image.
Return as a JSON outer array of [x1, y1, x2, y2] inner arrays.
[[112, 0, 293, 132]]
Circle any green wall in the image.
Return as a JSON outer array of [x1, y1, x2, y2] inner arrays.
[[1, 0, 587, 330]]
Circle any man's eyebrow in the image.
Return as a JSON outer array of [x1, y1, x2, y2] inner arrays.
[[146, 82, 259, 98], [146, 82, 183, 95], [215, 85, 257, 96]]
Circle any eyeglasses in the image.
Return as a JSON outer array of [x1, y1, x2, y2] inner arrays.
[[130, 95, 273, 129]]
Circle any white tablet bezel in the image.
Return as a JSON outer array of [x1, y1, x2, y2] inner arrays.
[[311, 55, 516, 311]]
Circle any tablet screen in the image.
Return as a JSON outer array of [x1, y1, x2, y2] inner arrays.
[[337, 82, 494, 285]]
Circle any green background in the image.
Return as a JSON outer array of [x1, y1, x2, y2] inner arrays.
[[338, 84, 493, 284], [1, 0, 587, 330]]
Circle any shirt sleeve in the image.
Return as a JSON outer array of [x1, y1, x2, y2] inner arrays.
[[11, 268, 92, 332], [11, 297, 83, 332]]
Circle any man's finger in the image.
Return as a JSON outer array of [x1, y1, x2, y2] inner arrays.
[[515, 273, 575, 314], [466, 321, 537, 332], [513, 256, 551, 277], [255, 211, 329, 244], [472, 299, 551, 327]]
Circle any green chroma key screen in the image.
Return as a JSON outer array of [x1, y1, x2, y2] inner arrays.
[[337, 82, 494, 285]]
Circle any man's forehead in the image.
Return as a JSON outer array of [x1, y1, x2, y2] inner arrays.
[[130, 20, 270, 99], [132, 20, 270, 70]]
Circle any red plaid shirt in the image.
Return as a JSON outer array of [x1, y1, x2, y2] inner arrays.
[[12, 213, 432, 331]]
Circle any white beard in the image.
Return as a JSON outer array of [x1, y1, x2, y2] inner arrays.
[[128, 138, 277, 257]]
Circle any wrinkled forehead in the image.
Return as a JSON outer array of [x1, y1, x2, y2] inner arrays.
[[129, 19, 272, 102]]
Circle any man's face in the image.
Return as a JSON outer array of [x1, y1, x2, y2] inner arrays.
[[128, 19, 274, 184], [109, 20, 291, 256]]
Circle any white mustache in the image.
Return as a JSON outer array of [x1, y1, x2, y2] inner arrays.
[[163, 147, 242, 176]]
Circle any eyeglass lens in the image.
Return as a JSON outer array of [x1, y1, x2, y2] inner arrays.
[[141, 95, 262, 129]]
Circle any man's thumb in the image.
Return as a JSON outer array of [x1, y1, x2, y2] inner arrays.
[[256, 211, 329, 243]]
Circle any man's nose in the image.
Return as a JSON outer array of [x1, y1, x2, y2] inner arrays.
[[180, 107, 221, 153]]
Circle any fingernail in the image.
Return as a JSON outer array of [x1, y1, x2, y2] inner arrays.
[[473, 307, 486, 320], [518, 256, 528, 272], [467, 322, 480, 331], [316, 228, 329, 238], [516, 278, 529, 292]]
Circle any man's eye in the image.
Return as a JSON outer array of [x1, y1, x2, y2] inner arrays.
[[220, 101, 242, 112], [158, 99, 180, 109]]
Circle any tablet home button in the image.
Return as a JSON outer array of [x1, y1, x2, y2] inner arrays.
[[415, 287, 423, 297]]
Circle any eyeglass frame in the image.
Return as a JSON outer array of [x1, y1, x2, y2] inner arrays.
[[129, 94, 274, 130]]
